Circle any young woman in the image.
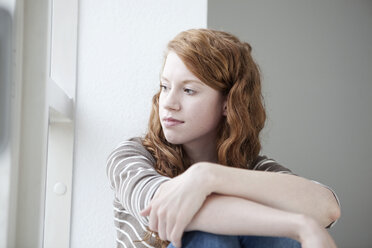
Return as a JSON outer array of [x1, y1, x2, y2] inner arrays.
[[107, 29, 341, 248]]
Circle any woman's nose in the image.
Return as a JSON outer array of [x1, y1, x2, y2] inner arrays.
[[163, 90, 181, 111]]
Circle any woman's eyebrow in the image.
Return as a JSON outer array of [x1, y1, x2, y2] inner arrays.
[[160, 76, 169, 82], [160, 76, 203, 85]]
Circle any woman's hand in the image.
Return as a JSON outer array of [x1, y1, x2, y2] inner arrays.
[[296, 215, 337, 248], [140, 163, 212, 248]]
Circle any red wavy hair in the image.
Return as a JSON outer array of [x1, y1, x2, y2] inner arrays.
[[143, 28, 266, 176], [142, 28, 266, 247]]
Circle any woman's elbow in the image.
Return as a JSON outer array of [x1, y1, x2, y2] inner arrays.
[[323, 195, 341, 227], [329, 202, 341, 224]]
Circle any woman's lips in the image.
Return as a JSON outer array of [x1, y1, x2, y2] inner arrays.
[[162, 117, 184, 127]]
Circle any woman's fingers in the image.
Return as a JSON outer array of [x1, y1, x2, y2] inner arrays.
[[140, 205, 151, 216], [156, 206, 184, 245], [157, 214, 167, 240], [166, 213, 176, 240], [142, 170, 208, 243], [170, 222, 183, 248], [148, 205, 158, 232]]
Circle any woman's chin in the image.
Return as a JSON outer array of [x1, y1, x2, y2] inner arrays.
[[164, 135, 184, 145]]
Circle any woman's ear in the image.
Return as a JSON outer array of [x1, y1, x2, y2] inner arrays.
[[222, 100, 227, 116]]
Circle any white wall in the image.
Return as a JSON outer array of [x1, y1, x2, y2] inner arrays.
[[208, 0, 372, 247], [70, 1, 207, 247]]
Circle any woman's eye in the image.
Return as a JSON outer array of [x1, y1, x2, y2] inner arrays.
[[160, 85, 168, 91], [184, 88, 195, 95]]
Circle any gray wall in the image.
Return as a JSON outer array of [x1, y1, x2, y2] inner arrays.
[[208, 1, 372, 247]]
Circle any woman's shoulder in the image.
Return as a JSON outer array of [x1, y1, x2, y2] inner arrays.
[[109, 136, 156, 163], [251, 155, 294, 174], [115, 136, 145, 150]]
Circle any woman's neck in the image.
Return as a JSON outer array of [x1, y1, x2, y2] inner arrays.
[[182, 140, 218, 164]]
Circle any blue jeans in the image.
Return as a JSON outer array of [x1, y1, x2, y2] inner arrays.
[[167, 231, 301, 248]]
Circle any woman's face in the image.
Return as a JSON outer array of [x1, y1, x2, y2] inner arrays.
[[159, 51, 226, 148]]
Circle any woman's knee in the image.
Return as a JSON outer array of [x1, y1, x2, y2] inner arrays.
[[168, 231, 240, 248], [238, 235, 301, 248]]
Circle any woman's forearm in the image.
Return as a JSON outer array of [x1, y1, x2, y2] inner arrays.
[[195, 162, 340, 227], [185, 193, 304, 241]]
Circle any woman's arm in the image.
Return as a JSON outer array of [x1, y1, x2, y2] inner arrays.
[[185, 193, 337, 248], [185, 193, 301, 237], [141, 163, 339, 247], [106, 138, 171, 225], [197, 162, 340, 227]]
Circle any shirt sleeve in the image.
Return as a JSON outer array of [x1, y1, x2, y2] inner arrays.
[[252, 155, 295, 174], [106, 137, 171, 226], [253, 155, 340, 228]]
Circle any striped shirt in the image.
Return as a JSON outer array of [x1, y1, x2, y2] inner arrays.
[[106, 137, 339, 248]]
